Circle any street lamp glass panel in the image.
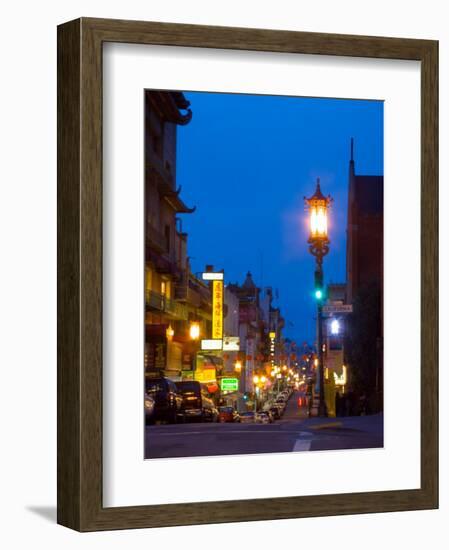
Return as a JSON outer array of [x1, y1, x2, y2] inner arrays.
[[253, 375, 259, 384], [310, 204, 328, 238], [189, 322, 200, 340]]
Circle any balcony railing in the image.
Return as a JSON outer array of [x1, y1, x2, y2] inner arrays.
[[174, 279, 212, 308], [174, 283, 200, 307], [145, 289, 188, 320], [165, 297, 188, 319]]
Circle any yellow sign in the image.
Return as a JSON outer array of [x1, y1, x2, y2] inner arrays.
[[195, 367, 216, 383], [212, 279, 223, 339]]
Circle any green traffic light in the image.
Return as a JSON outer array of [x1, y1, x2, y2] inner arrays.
[[315, 289, 323, 300]]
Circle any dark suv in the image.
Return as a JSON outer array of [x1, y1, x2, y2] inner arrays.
[[144, 376, 183, 424], [176, 381, 218, 422]]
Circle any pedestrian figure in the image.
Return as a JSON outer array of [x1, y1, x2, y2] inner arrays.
[[307, 394, 313, 417], [345, 391, 353, 416], [359, 393, 368, 416]]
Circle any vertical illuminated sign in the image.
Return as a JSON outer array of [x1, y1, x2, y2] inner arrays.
[[212, 279, 223, 339]]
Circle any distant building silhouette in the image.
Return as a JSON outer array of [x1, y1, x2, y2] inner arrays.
[[346, 138, 383, 304], [345, 139, 383, 411]]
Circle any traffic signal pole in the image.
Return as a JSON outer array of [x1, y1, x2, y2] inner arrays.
[[317, 285, 327, 417], [315, 267, 327, 417]]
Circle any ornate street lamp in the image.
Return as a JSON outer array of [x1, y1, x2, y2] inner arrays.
[[305, 177, 333, 417]]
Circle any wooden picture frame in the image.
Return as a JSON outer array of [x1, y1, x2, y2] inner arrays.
[[57, 17, 438, 531]]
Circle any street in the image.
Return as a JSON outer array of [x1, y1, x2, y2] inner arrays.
[[145, 391, 383, 459]]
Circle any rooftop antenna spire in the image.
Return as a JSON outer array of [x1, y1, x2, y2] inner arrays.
[[350, 137, 354, 162]]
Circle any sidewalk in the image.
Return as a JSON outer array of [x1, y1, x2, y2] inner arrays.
[[296, 413, 384, 434]]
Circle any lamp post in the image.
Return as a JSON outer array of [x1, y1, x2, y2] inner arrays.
[[188, 320, 201, 380], [253, 375, 259, 413], [305, 177, 332, 417], [253, 375, 267, 413]]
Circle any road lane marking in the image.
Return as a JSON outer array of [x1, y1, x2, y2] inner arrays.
[[292, 431, 313, 452], [293, 440, 312, 452]]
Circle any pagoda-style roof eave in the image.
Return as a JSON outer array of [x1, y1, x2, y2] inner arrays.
[[162, 185, 196, 214], [163, 194, 196, 214], [146, 91, 192, 126]]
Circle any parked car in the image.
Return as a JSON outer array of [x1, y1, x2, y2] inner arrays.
[[240, 412, 256, 424], [218, 406, 240, 423], [255, 412, 270, 424], [272, 403, 285, 416], [145, 376, 183, 424], [210, 405, 220, 422], [175, 380, 218, 422], [144, 393, 155, 425], [269, 406, 281, 420]]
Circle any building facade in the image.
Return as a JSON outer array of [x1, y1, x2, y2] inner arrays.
[[144, 90, 211, 380], [345, 139, 384, 410]]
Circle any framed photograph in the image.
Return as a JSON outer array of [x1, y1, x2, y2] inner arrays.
[[57, 17, 438, 531]]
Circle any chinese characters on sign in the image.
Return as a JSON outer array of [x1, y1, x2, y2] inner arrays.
[[212, 279, 223, 339]]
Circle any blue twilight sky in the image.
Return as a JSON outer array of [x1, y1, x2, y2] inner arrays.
[[175, 92, 383, 344]]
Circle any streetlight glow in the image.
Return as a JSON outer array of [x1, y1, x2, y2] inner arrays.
[[305, 178, 332, 243], [310, 205, 328, 238], [166, 324, 174, 340], [189, 321, 200, 340], [330, 319, 340, 335]]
